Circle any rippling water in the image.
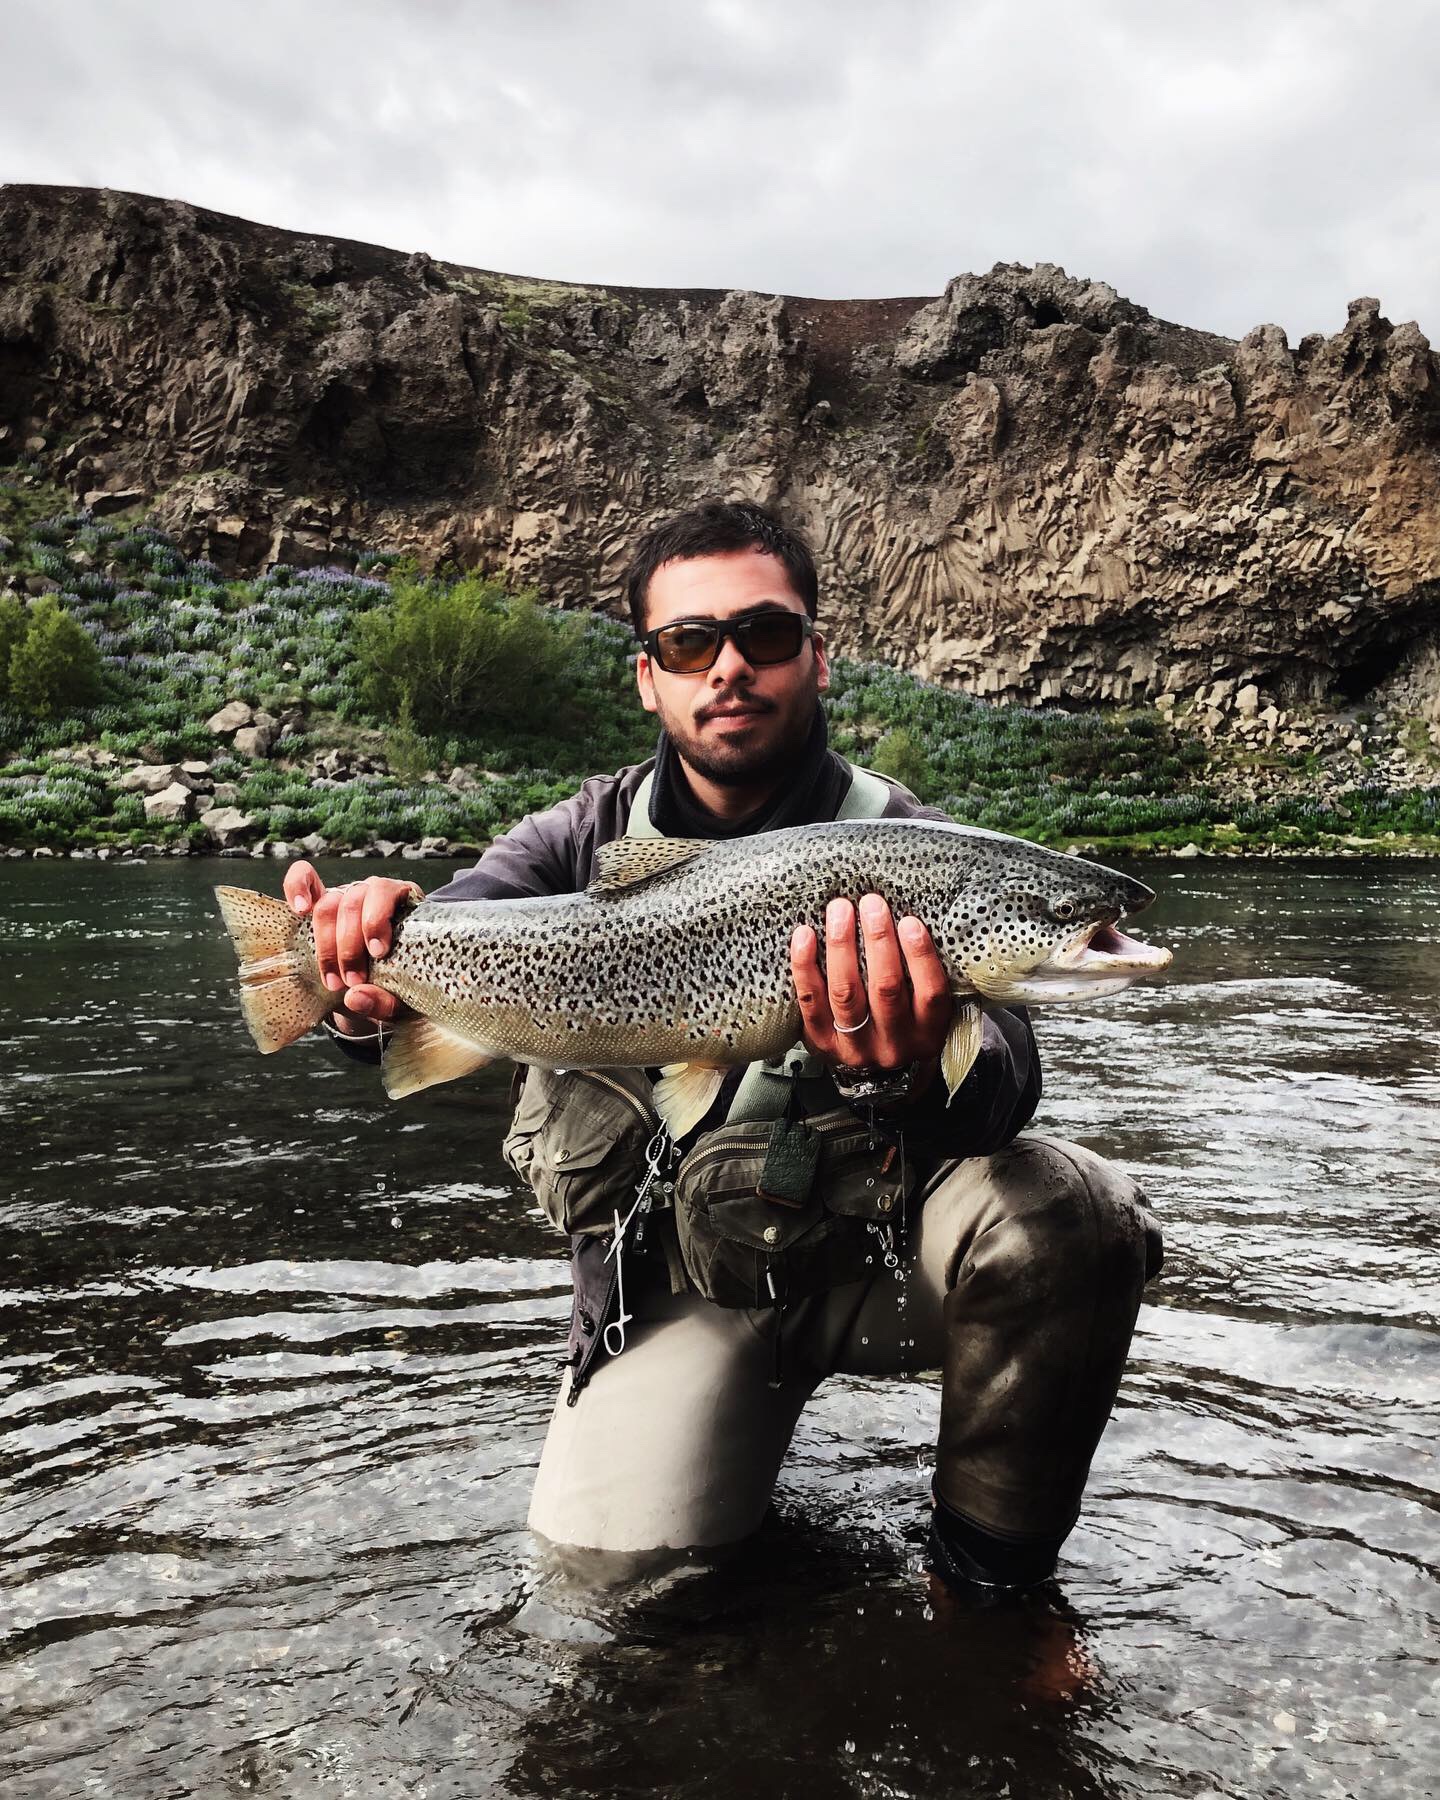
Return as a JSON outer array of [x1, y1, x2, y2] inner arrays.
[[2, 857, 1436, 1799]]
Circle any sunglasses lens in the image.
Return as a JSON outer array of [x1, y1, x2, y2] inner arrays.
[[739, 613, 806, 663], [655, 622, 721, 673]]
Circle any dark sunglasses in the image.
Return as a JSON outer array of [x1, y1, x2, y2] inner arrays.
[[641, 611, 815, 674]]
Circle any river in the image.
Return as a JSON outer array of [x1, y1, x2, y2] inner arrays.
[[1, 856, 1436, 1799]]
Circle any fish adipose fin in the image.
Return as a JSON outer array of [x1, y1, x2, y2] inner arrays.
[[653, 1062, 727, 1137], [589, 838, 710, 895], [382, 1017, 494, 1100], [214, 886, 332, 1053], [940, 1001, 984, 1103]]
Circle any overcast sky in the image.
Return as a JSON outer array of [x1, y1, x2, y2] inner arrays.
[[4, 0, 1437, 342]]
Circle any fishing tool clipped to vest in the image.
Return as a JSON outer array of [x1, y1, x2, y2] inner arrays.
[[601, 1124, 676, 1358]]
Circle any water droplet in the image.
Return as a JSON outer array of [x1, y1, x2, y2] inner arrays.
[[843, 1739, 856, 1755]]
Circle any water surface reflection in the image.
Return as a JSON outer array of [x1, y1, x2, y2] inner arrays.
[[2, 858, 1436, 1797]]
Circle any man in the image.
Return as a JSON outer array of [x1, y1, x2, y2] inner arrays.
[[286, 500, 1160, 1590]]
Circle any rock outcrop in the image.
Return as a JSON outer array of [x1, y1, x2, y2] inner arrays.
[[2, 184, 1438, 709]]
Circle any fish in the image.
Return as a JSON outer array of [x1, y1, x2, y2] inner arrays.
[[214, 818, 1173, 1136]]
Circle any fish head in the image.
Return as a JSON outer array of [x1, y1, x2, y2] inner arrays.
[[944, 848, 1172, 1004]]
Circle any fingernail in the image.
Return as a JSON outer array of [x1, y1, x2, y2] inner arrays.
[[293, 896, 309, 913], [900, 916, 925, 944], [324, 973, 343, 992], [368, 938, 386, 958], [860, 895, 885, 923], [343, 970, 363, 988]]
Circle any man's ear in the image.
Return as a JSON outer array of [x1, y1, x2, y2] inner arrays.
[[636, 650, 660, 715], [813, 629, 830, 694]]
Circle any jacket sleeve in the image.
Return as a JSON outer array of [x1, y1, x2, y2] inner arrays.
[[883, 1005, 1041, 1159]]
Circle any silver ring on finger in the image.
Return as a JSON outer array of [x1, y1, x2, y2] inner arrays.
[[834, 1011, 872, 1035]]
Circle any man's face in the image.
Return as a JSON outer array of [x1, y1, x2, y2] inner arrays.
[[635, 548, 830, 789]]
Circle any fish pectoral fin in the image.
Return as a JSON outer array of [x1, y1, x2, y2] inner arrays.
[[382, 1016, 495, 1100], [588, 837, 711, 895], [940, 1002, 984, 1104], [653, 1062, 728, 1138]]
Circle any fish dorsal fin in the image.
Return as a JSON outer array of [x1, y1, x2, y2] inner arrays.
[[589, 837, 710, 895]]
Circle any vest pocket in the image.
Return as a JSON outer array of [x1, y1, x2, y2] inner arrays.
[[502, 1066, 656, 1236], [672, 1109, 920, 1307]]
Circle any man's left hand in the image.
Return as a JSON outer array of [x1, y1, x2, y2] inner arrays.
[[790, 895, 954, 1084]]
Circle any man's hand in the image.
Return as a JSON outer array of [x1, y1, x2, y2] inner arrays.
[[282, 861, 421, 1032], [789, 895, 953, 1083]]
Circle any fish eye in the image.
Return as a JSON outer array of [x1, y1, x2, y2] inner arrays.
[[1051, 898, 1078, 921]]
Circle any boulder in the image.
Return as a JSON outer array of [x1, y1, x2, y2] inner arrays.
[[143, 782, 194, 825], [299, 832, 328, 855], [207, 701, 254, 735], [233, 723, 279, 758], [199, 806, 256, 849], [83, 487, 146, 515], [118, 762, 196, 795]]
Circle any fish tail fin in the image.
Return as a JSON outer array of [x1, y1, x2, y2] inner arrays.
[[214, 886, 331, 1053]]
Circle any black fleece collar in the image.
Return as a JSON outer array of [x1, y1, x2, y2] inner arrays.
[[648, 706, 851, 839]]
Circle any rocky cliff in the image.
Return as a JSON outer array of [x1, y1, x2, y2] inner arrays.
[[2, 183, 1437, 715]]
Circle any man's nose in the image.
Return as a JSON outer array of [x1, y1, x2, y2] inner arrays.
[[708, 636, 755, 684]]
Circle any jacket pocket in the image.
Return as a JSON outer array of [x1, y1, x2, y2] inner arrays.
[[673, 1109, 920, 1307], [502, 1066, 656, 1236]]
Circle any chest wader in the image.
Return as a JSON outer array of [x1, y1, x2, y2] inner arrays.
[[502, 763, 918, 1404]]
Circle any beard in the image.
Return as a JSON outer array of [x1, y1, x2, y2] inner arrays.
[[659, 690, 819, 790]]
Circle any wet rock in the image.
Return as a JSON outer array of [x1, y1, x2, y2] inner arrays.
[[299, 832, 328, 855]]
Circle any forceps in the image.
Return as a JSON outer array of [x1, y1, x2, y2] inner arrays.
[[602, 1127, 672, 1357]]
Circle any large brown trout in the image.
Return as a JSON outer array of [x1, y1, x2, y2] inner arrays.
[[215, 819, 1172, 1134]]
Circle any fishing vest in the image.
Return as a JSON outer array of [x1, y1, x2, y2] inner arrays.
[[500, 760, 921, 1395]]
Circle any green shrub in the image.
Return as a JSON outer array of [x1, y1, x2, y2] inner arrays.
[[385, 691, 433, 784], [0, 595, 26, 699], [7, 596, 105, 718], [354, 574, 579, 735], [869, 726, 935, 798]]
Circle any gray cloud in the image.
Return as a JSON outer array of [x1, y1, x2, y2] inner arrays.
[[2, 0, 1436, 340]]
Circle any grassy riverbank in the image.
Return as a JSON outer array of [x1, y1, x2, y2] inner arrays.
[[1, 479, 1436, 858]]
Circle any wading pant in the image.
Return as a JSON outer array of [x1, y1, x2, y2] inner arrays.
[[528, 1135, 1161, 1556]]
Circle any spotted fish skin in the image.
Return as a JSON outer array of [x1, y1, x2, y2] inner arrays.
[[366, 817, 1166, 1072]]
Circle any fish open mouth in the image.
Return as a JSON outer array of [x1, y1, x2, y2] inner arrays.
[[976, 910, 1174, 1004], [1066, 919, 1174, 976]]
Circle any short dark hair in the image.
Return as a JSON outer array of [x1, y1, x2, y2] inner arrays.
[[623, 499, 819, 636]]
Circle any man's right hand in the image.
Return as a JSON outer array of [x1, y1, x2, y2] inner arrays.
[[282, 861, 422, 1032]]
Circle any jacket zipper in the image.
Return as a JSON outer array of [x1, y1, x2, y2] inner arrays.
[[574, 1068, 658, 1131]]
